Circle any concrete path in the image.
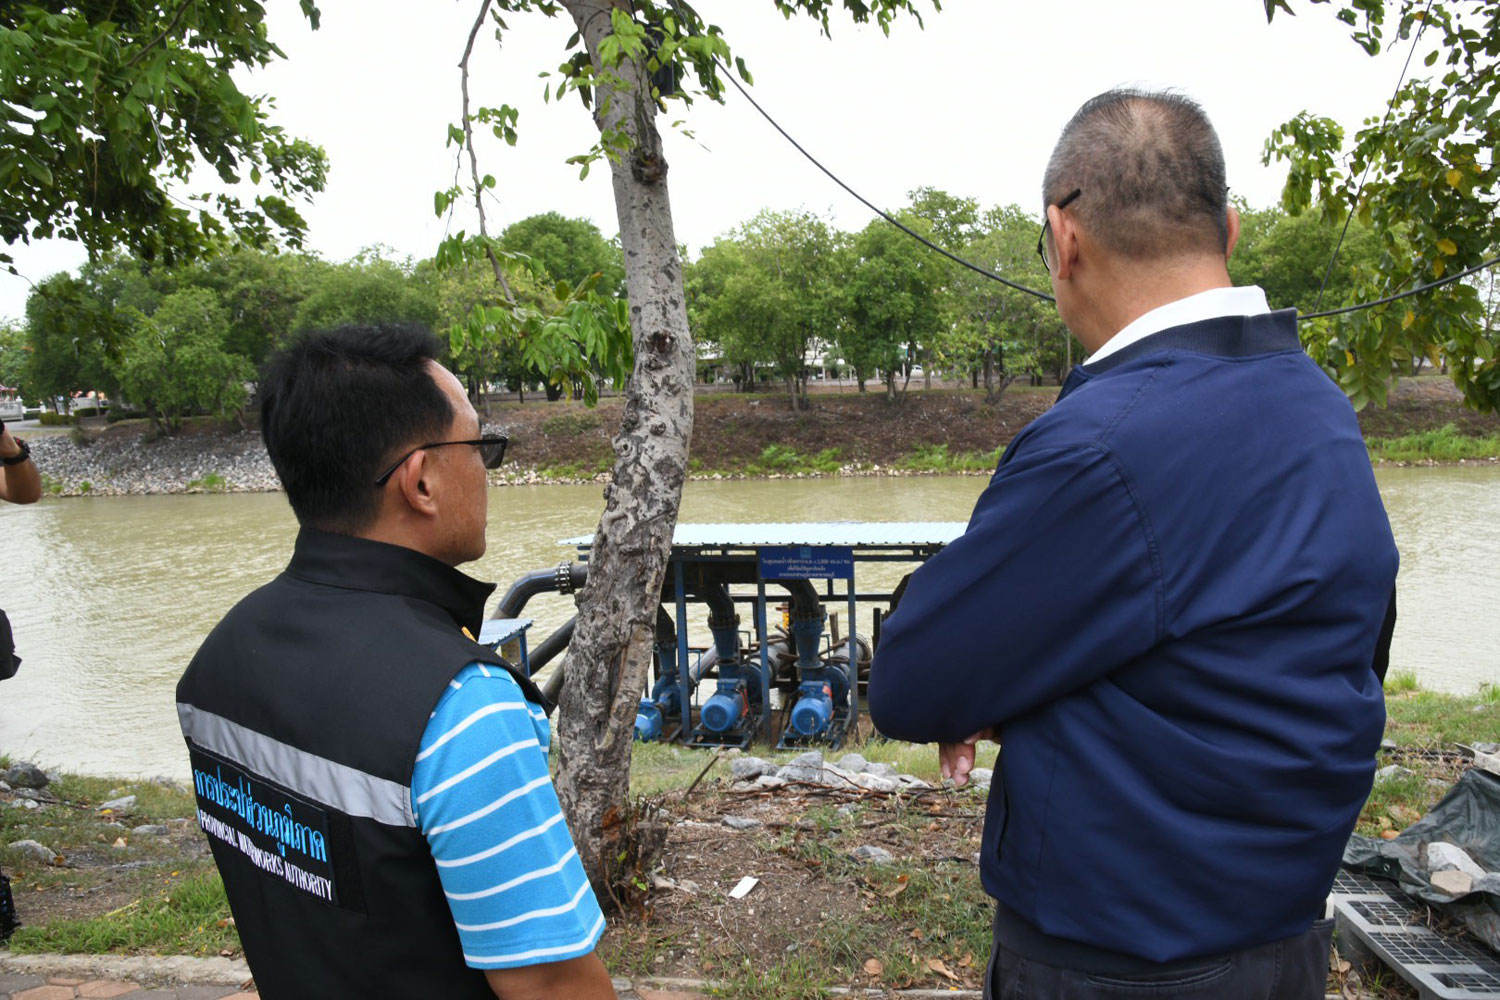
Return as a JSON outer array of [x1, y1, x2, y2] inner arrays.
[[0, 956, 998, 999], [0, 955, 718, 1000]]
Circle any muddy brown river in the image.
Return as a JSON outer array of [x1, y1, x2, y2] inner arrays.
[[2, 468, 1496, 779]]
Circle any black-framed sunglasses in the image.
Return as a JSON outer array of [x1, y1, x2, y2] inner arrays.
[[1036, 188, 1082, 273], [373, 436, 508, 487]]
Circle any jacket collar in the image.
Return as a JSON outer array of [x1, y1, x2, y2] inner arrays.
[[285, 528, 497, 636], [1059, 308, 1301, 401]]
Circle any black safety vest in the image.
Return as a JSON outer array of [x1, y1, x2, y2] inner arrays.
[[176, 529, 550, 999]]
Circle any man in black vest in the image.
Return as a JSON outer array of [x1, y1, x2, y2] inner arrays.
[[177, 325, 615, 999]]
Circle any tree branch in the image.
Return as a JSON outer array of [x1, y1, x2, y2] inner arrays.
[[459, 0, 515, 303], [124, 0, 197, 69]]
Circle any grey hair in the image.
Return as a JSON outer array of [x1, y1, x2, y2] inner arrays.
[[1043, 88, 1229, 260]]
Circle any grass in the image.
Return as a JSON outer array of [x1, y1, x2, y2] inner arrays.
[[186, 472, 227, 491], [536, 456, 613, 480], [1384, 669, 1419, 694], [1366, 423, 1500, 463], [2, 676, 1487, 979], [0, 766, 232, 957], [743, 444, 845, 477], [894, 442, 1002, 474], [1355, 678, 1498, 840], [7, 870, 236, 958], [540, 411, 601, 437]]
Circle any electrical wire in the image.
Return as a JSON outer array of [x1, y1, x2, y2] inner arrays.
[[715, 61, 1057, 304], [1312, 0, 1436, 312], [1299, 252, 1500, 320], [675, 3, 1496, 325]]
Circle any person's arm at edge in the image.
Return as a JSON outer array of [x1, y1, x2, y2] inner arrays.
[[485, 951, 615, 1000], [866, 444, 1160, 743], [0, 422, 41, 504]]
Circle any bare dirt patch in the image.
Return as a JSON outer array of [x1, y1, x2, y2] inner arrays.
[[598, 774, 992, 996]]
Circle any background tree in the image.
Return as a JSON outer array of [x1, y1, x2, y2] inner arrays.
[[1264, 0, 1500, 410], [291, 250, 439, 334], [0, 2, 327, 270], [947, 205, 1067, 399], [1228, 203, 1386, 314], [23, 273, 121, 411], [0, 322, 28, 394], [844, 212, 945, 400], [499, 212, 626, 294], [185, 249, 320, 368], [110, 288, 254, 433], [688, 209, 839, 408]]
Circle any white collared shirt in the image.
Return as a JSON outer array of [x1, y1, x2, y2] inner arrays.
[[1086, 285, 1271, 366]]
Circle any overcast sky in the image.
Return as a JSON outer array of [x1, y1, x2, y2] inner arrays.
[[1, 1, 1421, 322]]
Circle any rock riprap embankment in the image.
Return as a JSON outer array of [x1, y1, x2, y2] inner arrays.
[[27, 430, 281, 497]]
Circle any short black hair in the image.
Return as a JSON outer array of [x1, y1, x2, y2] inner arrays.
[[1043, 88, 1229, 260], [259, 324, 454, 533]]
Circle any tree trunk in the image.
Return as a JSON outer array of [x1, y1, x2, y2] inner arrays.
[[554, 0, 694, 904], [982, 349, 995, 399]]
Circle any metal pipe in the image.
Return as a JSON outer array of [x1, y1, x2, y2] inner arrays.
[[495, 562, 587, 618], [530, 617, 576, 676]]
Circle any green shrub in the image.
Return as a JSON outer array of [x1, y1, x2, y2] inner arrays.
[[38, 411, 73, 426]]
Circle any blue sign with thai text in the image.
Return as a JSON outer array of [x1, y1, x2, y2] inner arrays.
[[759, 546, 855, 580]]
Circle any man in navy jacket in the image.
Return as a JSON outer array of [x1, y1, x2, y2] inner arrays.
[[868, 89, 1397, 998]]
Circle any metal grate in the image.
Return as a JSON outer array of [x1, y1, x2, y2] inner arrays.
[[1432, 972, 1500, 994], [1368, 931, 1474, 965], [1332, 869, 1393, 895], [1351, 898, 1425, 929]]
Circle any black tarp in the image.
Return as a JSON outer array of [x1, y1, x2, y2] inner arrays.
[[1343, 767, 1500, 950]]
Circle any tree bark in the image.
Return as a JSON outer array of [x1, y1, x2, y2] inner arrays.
[[554, 0, 695, 902]]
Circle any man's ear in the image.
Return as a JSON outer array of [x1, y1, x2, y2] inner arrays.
[[1224, 206, 1241, 259], [394, 450, 439, 518], [1050, 203, 1080, 281]]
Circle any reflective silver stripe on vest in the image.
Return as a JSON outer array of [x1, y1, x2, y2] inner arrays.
[[177, 702, 415, 828]]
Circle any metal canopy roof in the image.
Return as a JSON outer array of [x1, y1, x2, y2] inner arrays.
[[560, 521, 968, 549], [478, 618, 533, 645]]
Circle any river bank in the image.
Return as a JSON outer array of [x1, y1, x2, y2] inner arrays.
[[3, 681, 1495, 998], [21, 377, 1500, 497]]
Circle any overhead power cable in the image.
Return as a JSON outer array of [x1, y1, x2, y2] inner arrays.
[[1312, 0, 1436, 312], [1299, 253, 1500, 320], [715, 61, 1057, 303], [684, 7, 1497, 324]]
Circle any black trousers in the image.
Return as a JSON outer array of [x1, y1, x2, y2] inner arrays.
[[985, 914, 1335, 1000]]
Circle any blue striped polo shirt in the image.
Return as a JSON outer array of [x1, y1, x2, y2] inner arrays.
[[410, 662, 605, 968]]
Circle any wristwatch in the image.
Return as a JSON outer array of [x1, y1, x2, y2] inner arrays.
[[1, 436, 30, 466]]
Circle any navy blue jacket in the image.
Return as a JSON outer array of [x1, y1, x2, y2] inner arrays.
[[868, 310, 1396, 962]]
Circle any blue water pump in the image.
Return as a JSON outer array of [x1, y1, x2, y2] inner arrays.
[[635, 637, 685, 742], [787, 610, 848, 737], [699, 612, 758, 733]]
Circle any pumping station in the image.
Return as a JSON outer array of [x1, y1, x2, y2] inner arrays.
[[480, 522, 965, 749]]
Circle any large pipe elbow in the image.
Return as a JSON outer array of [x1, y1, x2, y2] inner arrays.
[[496, 562, 588, 618]]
